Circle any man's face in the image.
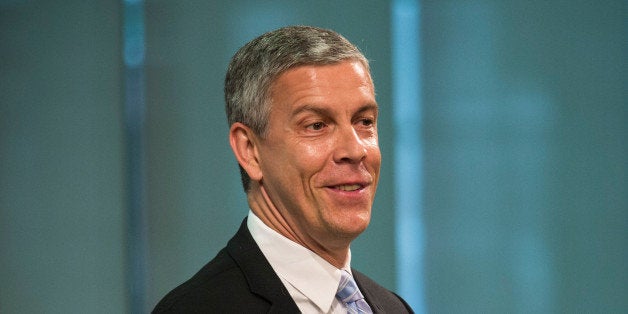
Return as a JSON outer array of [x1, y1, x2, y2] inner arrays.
[[256, 60, 381, 248]]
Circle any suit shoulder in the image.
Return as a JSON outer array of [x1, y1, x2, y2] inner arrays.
[[152, 248, 269, 313]]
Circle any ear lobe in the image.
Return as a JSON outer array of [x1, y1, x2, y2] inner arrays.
[[229, 122, 263, 182]]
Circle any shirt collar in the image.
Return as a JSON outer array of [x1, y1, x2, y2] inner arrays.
[[247, 210, 352, 313]]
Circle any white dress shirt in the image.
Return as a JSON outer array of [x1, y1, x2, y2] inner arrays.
[[247, 210, 351, 314]]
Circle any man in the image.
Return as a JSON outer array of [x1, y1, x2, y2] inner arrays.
[[153, 25, 413, 313]]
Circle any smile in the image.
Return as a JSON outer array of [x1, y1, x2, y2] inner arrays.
[[334, 184, 363, 191]]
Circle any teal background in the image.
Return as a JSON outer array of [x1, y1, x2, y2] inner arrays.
[[1, 1, 626, 313]]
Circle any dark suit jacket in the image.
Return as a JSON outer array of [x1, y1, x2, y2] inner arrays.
[[153, 219, 413, 313]]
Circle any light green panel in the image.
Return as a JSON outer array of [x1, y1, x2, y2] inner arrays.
[[422, 1, 627, 313], [0, 1, 126, 313]]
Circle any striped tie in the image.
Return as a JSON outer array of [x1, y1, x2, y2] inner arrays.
[[336, 270, 373, 314]]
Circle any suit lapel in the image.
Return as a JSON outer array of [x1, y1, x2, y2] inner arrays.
[[353, 269, 385, 314], [227, 219, 301, 313], [353, 269, 414, 314]]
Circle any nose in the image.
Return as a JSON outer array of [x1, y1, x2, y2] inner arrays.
[[333, 126, 367, 164]]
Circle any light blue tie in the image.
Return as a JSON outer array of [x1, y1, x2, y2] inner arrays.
[[336, 270, 373, 314]]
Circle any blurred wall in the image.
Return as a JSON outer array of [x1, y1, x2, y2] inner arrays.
[[1, 1, 126, 313], [422, 1, 627, 312], [1, 1, 626, 313]]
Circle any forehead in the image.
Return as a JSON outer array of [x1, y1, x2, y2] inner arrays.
[[268, 61, 375, 110]]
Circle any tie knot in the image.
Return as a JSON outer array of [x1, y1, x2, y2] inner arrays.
[[336, 270, 373, 314], [336, 270, 364, 303]]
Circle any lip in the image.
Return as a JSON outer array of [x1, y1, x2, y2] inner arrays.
[[323, 178, 372, 196], [319, 169, 375, 197], [322, 182, 372, 208], [328, 183, 367, 192]]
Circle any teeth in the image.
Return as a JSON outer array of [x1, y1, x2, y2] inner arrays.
[[336, 184, 361, 191]]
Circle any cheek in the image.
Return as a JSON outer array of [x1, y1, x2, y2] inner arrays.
[[365, 132, 379, 148], [276, 142, 330, 185], [296, 139, 332, 164], [303, 144, 326, 159], [365, 140, 381, 163]]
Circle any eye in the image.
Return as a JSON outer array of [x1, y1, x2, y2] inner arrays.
[[356, 117, 376, 128], [360, 118, 374, 127], [307, 122, 326, 131]]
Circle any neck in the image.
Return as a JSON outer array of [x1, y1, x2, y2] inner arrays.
[[247, 184, 351, 268]]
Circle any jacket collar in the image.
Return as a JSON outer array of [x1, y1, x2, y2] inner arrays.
[[353, 269, 385, 314], [226, 218, 301, 313]]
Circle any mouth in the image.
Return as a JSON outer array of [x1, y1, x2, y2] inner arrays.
[[334, 184, 364, 192], [331, 184, 365, 192]]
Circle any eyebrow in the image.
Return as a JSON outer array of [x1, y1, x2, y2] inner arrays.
[[291, 103, 379, 119]]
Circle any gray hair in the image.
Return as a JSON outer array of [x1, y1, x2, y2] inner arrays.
[[225, 25, 370, 191]]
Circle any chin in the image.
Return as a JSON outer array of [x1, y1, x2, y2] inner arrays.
[[334, 211, 371, 236]]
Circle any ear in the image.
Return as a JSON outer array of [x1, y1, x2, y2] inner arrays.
[[229, 122, 263, 182]]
